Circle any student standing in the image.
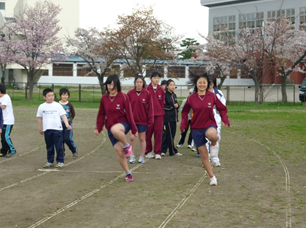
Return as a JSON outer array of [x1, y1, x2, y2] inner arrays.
[[0, 84, 16, 157], [59, 88, 78, 158], [127, 75, 153, 164], [145, 72, 165, 160], [94, 74, 138, 182], [37, 88, 71, 168], [180, 74, 230, 186]]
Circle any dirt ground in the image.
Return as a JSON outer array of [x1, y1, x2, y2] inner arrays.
[[0, 107, 305, 228]]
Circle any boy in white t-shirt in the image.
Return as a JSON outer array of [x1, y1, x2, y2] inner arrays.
[[0, 84, 16, 157], [37, 88, 71, 168]]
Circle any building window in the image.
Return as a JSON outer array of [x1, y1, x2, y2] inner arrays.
[[300, 7, 306, 30], [239, 12, 264, 29], [213, 15, 236, 41], [53, 64, 73, 76], [168, 66, 185, 78], [0, 2, 5, 10], [268, 8, 295, 24]]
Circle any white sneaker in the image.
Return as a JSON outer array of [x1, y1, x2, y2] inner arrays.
[[187, 145, 192, 149], [176, 144, 183, 148], [129, 155, 135, 164], [161, 152, 166, 156], [210, 176, 217, 186], [55, 162, 65, 168], [191, 147, 196, 152], [138, 156, 144, 163], [210, 142, 219, 158], [155, 154, 162, 160], [213, 162, 221, 167], [145, 152, 154, 158], [175, 152, 183, 156]]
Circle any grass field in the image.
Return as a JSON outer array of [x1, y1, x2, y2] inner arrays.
[[0, 103, 305, 227]]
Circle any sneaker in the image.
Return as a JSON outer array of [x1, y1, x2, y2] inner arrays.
[[210, 142, 219, 158], [138, 157, 144, 163], [191, 147, 196, 152], [155, 154, 162, 160], [161, 152, 166, 156], [4, 153, 12, 158], [175, 152, 183, 156], [212, 162, 221, 167], [145, 152, 154, 158], [129, 155, 136, 164], [176, 144, 183, 148], [210, 176, 217, 186], [43, 162, 54, 168], [55, 162, 65, 168], [125, 173, 133, 182], [0, 153, 5, 157], [187, 145, 192, 149], [124, 145, 132, 158], [72, 152, 78, 158], [196, 153, 201, 157]]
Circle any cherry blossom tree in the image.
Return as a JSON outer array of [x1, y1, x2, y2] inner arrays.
[[0, 32, 14, 85], [66, 28, 119, 95], [4, 0, 64, 100]]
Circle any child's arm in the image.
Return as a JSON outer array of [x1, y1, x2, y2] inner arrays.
[[61, 114, 72, 130], [0, 109, 3, 133], [37, 117, 44, 135], [70, 103, 76, 120]]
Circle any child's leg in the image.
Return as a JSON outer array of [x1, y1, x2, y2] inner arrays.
[[110, 123, 128, 146], [205, 127, 219, 145], [153, 116, 163, 155], [63, 123, 77, 153], [138, 132, 146, 158], [54, 130, 64, 163], [145, 122, 154, 154], [161, 123, 168, 153], [168, 122, 178, 156], [114, 142, 129, 173], [44, 130, 55, 163], [129, 131, 136, 156], [197, 145, 214, 177]]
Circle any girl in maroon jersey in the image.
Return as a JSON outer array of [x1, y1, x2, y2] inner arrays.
[[94, 74, 138, 182], [180, 73, 230, 186], [127, 75, 153, 164]]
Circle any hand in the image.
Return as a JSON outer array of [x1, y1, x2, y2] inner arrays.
[[66, 125, 72, 130], [39, 129, 44, 135], [0, 129, 2, 134], [174, 103, 179, 108], [133, 132, 138, 137], [223, 123, 229, 128], [94, 129, 100, 136]]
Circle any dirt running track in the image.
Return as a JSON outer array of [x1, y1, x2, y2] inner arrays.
[[0, 107, 304, 228]]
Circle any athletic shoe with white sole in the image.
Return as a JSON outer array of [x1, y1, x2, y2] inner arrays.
[[187, 145, 192, 149], [176, 144, 183, 148], [125, 173, 134, 182], [210, 176, 217, 186], [145, 152, 154, 158], [138, 157, 144, 163], [155, 154, 162, 160], [212, 162, 221, 167], [175, 152, 183, 156], [55, 162, 65, 168], [191, 147, 196, 152], [124, 145, 132, 158], [129, 155, 136, 164], [210, 142, 219, 158], [196, 153, 201, 157], [161, 152, 166, 156], [72, 152, 78, 158], [43, 162, 54, 168]]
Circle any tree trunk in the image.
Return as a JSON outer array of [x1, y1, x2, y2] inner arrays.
[[281, 72, 288, 103], [254, 80, 259, 105], [259, 84, 264, 104], [217, 75, 227, 89], [1, 65, 6, 85], [98, 74, 106, 95], [28, 75, 34, 100]]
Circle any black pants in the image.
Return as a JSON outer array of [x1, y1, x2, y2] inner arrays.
[[161, 122, 178, 156], [178, 119, 192, 146], [1, 125, 16, 155]]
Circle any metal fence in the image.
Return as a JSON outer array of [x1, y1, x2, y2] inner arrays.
[[7, 82, 301, 104]]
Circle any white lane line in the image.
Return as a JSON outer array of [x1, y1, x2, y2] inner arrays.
[[0, 133, 106, 193], [159, 173, 208, 228], [0, 145, 45, 164], [28, 155, 149, 228]]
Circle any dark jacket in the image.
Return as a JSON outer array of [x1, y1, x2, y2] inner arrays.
[[164, 90, 179, 122]]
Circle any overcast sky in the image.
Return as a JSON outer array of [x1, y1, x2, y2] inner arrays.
[[79, 0, 209, 43]]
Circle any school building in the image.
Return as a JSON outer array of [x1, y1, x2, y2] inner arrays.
[[201, 0, 306, 84]]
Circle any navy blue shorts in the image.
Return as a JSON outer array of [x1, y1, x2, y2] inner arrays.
[[192, 126, 217, 148], [108, 122, 130, 146], [136, 124, 147, 133]]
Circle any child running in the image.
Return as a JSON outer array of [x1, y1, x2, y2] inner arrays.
[[127, 74, 153, 164], [161, 79, 182, 156], [206, 77, 226, 167], [145, 72, 165, 160], [37, 88, 72, 168], [180, 73, 230, 186], [59, 88, 78, 158], [94, 74, 138, 182]]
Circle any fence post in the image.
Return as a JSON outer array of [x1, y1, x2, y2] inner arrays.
[[79, 84, 81, 102], [25, 82, 27, 99], [226, 86, 230, 105]]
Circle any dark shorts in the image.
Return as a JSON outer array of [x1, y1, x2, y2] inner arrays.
[[136, 124, 147, 133], [192, 126, 217, 148], [108, 122, 130, 146]]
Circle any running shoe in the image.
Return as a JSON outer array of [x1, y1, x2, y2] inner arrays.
[[129, 155, 136, 164], [212, 162, 221, 167], [145, 152, 154, 158], [196, 153, 201, 157], [175, 152, 183, 156], [155, 154, 162, 160], [161, 152, 166, 156], [176, 144, 183, 148], [124, 145, 132, 158], [138, 157, 144, 163], [4, 153, 12, 158], [187, 145, 192, 149], [125, 173, 134, 182], [43, 162, 54, 168], [72, 152, 78, 158], [210, 176, 218, 186], [55, 162, 65, 168]]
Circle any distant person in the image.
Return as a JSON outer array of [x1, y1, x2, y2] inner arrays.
[[161, 79, 182, 156], [160, 80, 167, 91], [206, 77, 226, 167], [145, 72, 165, 160], [0, 84, 16, 157], [94, 74, 138, 182], [127, 74, 153, 164], [176, 88, 194, 149], [180, 73, 230, 186], [59, 88, 78, 158], [37, 88, 71, 168]]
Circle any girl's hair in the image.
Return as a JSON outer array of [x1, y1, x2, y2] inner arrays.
[[151, 71, 161, 78], [208, 76, 217, 88], [188, 72, 210, 93], [134, 74, 146, 88], [104, 74, 121, 93], [166, 79, 175, 86], [59, 88, 70, 97]]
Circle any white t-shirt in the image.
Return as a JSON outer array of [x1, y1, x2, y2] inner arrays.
[[0, 94, 15, 125], [36, 102, 66, 131]]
